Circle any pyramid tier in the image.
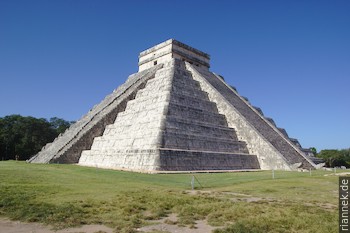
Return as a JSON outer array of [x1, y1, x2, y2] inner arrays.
[[158, 149, 260, 171], [169, 92, 218, 111], [80, 149, 260, 171], [82, 136, 159, 150], [170, 81, 210, 99], [124, 92, 170, 112], [114, 105, 167, 125], [167, 103, 228, 126], [161, 131, 249, 153], [129, 89, 218, 115], [136, 80, 209, 100], [154, 68, 198, 87], [165, 116, 238, 140], [79, 149, 160, 171]]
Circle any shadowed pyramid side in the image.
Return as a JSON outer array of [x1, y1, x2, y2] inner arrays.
[[186, 62, 315, 170]]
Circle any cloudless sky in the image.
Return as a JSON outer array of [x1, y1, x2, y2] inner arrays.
[[0, 0, 349, 151]]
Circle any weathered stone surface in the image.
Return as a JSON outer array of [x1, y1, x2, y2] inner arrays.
[[139, 39, 210, 71], [78, 58, 257, 171], [158, 149, 260, 171], [30, 39, 315, 172]]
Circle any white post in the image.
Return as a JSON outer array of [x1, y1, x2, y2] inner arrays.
[[272, 169, 275, 179], [309, 168, 311, 176], [191, 176, 195, 190]]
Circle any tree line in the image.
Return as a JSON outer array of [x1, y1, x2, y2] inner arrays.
[[315, 148, 350, 168], [0, 115, 74, 161]]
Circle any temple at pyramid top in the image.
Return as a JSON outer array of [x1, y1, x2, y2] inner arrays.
[[138, 39, 210, 71]]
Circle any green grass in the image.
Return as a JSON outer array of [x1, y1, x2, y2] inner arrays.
[[0, 161, 340, 233]]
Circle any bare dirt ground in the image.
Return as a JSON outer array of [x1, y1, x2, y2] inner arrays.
[[0, 215, 219, 233], [137, 213, 220, 233], [324, 172, 350, 176], [0, 218, 113, 233]]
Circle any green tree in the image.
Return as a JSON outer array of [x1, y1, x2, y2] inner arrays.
[[317, 149, 350, 168], [49, 117, 74, 134], [0, 115, 73, 161], [309, 147, 317, 155]]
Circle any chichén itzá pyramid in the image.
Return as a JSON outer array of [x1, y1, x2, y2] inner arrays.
[[29, 39, 319, 172]]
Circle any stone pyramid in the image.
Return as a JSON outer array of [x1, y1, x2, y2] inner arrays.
[[29, 39, 316, 172]]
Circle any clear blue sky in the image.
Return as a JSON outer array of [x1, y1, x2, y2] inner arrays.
[[0, 0, 349, 151]]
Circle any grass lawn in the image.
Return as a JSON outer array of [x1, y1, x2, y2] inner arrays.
[[0, 161, 339, 233]]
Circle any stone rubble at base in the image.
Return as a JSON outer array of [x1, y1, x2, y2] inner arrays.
[[29, 39, 317, 172]]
